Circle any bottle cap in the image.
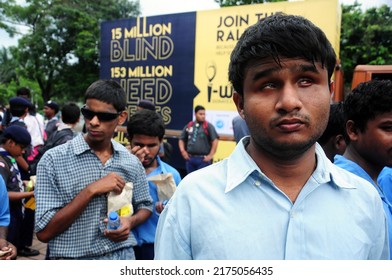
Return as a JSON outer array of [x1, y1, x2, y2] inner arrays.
[[109, 211, 119, 221]]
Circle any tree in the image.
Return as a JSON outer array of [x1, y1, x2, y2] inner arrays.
[[2, 0, 140, 104], [0, 1, 17, 36], [215, 0, 286, 7], [340, 3, 392, 86], [0, 47, 18, 104]]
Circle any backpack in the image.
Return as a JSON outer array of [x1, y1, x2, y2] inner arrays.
[[187, 121, 209, 136], [0, 154, 19, 192], [29, 129, 73, 175]]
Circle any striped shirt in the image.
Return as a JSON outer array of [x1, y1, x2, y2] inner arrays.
[[35, 134, 152, 258]]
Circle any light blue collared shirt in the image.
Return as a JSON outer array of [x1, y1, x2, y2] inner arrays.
[[132, 157, 181, 246], [379, 167, 392, 206], [334, 155, 392, 259], [155, 138, 389, 260]]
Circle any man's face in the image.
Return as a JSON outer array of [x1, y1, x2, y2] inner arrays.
[[235, 58, 331, 159], [195, 110, 206, 122], [352, 112, 392, 168], [83, 99, 125, 145], [8, 140, 27, 158], [130, 134, 161, 168], [43, 106, 55, 118]]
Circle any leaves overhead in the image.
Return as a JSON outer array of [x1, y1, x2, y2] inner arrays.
[[215, 0, 286, 7], [1, 0, 140, 104], [340, 2, 392, 85]]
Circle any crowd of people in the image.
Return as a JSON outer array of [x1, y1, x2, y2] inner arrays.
[[1, 13, 391, 260]]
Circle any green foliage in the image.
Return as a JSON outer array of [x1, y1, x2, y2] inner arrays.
[[340, 3, 392, 86], [1, 0, 140, 105], [0, 77, 41, 107], [0, 1, 17, 35]]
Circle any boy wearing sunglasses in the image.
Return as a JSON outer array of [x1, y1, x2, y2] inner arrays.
[[34, 80, 153, 260]]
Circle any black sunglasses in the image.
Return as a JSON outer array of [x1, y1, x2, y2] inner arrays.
[[81, 105, 121, 122]]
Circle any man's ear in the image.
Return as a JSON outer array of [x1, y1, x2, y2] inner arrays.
[[345, 120, 359, 142], [5, 139, 15, 148], [329, 80, 335, 95], [118, 111, 128, 126], [233, 92, 245, 118], [334, 134, 347, 155]]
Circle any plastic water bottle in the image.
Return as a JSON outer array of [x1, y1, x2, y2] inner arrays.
[[107, 211, 121, 230]]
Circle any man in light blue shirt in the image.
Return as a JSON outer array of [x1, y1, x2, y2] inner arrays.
[[334, 79, 392, 258], [154, 14, 389, 260]]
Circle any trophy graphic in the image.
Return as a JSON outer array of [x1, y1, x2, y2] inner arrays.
[[206, 61, 217, 103]]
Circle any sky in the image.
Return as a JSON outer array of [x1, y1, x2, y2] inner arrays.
[[0, 0, 391, 48]]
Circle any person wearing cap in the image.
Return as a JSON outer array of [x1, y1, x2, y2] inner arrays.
[[43, 100, 60, 140], [8, 97, 32, 180], [0, 126, 38, 257], [137, 100, 155, 111], [15, 87, 45, 165], [8, 97, 31, 128]]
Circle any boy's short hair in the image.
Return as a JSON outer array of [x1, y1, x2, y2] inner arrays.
[[229, 13, 336, 96], [343, 79, 392, 143], [127, 110, 165, 140], [16, 87, 31, 98], [61, 103, 80, 124], [194, 105, 205, 113], [84, 80, 126, 112], [318, 102, 346, 145]]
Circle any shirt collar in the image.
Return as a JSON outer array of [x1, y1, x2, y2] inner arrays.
[[226, 138, 356, 193], [226, 137, 261, 193], [72, 133, 122, 156], [314, 144, 356, 190], [10, 116, 22, 123]]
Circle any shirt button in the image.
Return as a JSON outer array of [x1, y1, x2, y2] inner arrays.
[[255, 180, 261, 187]]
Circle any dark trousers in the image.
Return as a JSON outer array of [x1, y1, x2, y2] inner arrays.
[[186, 156, 211, 174], [20, 208, 35, 248], [8, 206, 35, 249], [134, 244, 154, 260], [8, 205, 23, 248]]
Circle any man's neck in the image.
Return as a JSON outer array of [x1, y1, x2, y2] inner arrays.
[[343, 146, 382, 184], [145, 158, 159, 175], [246, 141, 317, 203], [84, 135, 113, 164]]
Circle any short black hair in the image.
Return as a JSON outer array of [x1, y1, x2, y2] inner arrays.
[[16, 87, 31, 98], [84, 80, 126, 112], [127, 110, 165, 140], [61, 103, 80, 124], [194, 105, 205, 113], [343, 79, 392, 143], [229, 13, 336, 96], [318, 102, 345, 145]]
